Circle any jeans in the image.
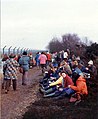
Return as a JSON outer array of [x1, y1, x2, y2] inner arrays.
[[22, 71, 28, 84]]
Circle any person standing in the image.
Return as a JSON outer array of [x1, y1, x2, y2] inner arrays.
[[19, 51, 30, 85], [4, 54, 19, 93], [38, 52, 47, 73], [46, 52, 52, 66], [0, 57, 4, 80], [35, 52, 40, 69]]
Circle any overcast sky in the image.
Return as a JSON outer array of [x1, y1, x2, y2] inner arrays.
[[1, 0, 98, 50]]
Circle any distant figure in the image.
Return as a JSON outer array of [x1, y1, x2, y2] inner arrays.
[[87, 60, 97, 79], [2, 54, 9, 62], [60, 57, 72, 76], [29, 52, 34, 68], [1, 54, 9, 89], [38, 52, 47, 73], [35, 52, 40, 69], [19, 51, 30, 85], [46, 52, 52, 66], [63, 51, 68, 59], [0, 58, 3, 80]]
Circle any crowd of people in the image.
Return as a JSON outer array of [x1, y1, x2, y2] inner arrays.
[[0, 49, 97, 105], [0, 50, 52, 94], [38, 50, 97, 104]]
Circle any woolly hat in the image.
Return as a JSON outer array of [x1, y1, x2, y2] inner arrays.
[[76, 56, 80, 61], [88, 60, 93, 65], [9, 53, 15, 58], [23, 51, 27, 55]]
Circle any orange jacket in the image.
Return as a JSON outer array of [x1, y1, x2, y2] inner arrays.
[[70, 76, 88, 95]]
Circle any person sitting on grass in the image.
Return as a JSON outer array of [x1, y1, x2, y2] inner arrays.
[[39, 65, 60, 90], [40, 71, 74, 98], [44, 64, 59, 79], [60, 57, 72, 76], [69, 73, 88, 104], [87, 60, 97, 80], [72, 60, 83, 77]]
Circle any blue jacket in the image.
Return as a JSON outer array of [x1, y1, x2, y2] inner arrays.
[[19, 55, 30, 71], [72, 67, 83, 76]]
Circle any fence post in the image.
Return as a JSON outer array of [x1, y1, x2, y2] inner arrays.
[[17, 47, 20, 54], [3, 46, 6, 55], [26, 48, 29, 53], [21, 47, 24, 54], [13, 47, 16, 54], [8, 46, 12, 55]]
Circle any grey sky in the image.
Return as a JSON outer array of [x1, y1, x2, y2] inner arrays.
[[1, 0, 98, 50]]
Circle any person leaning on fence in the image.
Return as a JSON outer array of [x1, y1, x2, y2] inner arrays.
[[19, 51, 30, 85], [3, 54, 19, 94]]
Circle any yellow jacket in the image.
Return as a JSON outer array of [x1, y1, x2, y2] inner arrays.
[[49, 76, 63, 86], [49, 75, 74, 88]]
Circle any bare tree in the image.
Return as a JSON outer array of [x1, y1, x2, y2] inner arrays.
[[47, 37, 62, 53], [47, 33, 93, 58]]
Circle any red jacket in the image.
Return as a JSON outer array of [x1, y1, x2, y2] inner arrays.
[[63, 75, 74, 88], [46, 53, 51, 61]]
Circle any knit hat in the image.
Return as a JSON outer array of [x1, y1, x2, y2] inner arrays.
[[9, 53, 16, 58], [76, 56, 80, 61], [88, 60, 93, 65], [23, 51, 27, 55]]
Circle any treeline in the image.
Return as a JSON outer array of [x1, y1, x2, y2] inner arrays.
[[47, 33, 98, 60]]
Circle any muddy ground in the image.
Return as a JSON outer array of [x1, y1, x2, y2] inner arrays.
[[1, 67, 98, 119], [22, 78, 98, 119]]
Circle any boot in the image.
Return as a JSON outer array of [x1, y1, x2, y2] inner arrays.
[[44, 92, 55, 98]]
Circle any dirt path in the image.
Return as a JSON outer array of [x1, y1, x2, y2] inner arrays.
[[1, 67, 42, 119]]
